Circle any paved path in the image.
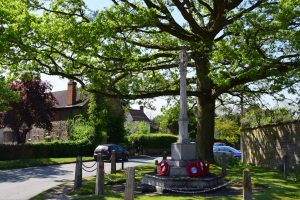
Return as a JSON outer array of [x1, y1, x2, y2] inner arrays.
[[0, 156, 158, 200]]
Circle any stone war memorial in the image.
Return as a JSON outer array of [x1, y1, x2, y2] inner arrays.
[[141, 51, 224, 192]]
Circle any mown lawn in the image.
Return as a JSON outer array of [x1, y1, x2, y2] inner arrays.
[[0, 157, 94, 170], [31, 161, 300, 200]]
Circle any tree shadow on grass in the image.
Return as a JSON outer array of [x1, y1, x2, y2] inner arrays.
[[226, 164, 300, 200]]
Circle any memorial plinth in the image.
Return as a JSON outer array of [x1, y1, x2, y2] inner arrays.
[[171, 143, 196, 161], [168, 142, 196, 176]]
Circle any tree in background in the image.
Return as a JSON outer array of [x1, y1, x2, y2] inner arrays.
[[67, 115, 95, 143], [0, 76, 57, 143], [1, 0, 299, 160], [125, 121, 150, 135], [241, 105, 297, 128], [155, 102, 197, 139], [105, 98, 126, 144], [88, 94, 125, 144], [215, 118, 240, 145], [0, 76, 19, 112], [86, 93, 108, 144], [67, 93, 126, 144]]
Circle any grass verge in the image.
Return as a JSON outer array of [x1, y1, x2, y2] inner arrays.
[[0, 157, 94, 170], [31, 162, 300, 200]]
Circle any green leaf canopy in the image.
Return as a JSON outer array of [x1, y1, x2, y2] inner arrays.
[[1, 0, 299, 160]]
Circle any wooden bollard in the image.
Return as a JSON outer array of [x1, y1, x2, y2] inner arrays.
[[243, 169, 252, 200], [111, 150, 117, 174], [162, 151, 167, 160], [74, 156, 82, 190], [95, 154, 104, 196], [121, 152, 125, 170], [283, 154, 289, 179], [221, 153, 227, 176], [154, 160, 159, 173], [124, 167, 135, 200]]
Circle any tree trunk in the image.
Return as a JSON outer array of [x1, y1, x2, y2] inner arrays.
[[196, 92, 215, 161], [193, 50, 215, 161]]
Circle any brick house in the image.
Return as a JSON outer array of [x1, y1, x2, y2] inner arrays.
[[25, 81, 89, 142], [51, 81, 89, 121]]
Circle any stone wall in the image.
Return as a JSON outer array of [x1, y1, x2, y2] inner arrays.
[[0, 127, 17, 144], [241, 120, 300, 170]]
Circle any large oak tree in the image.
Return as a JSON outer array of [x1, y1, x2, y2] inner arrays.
[[1, 0, 299, 160]]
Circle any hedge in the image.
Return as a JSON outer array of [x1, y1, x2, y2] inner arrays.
[[0, 134, 178, 160], [125, 133, 178, 153], [0, 141, 94, 161]]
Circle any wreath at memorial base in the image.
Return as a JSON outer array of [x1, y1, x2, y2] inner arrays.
[[158, 160, 169, 176], [186, 160, 210, 177]]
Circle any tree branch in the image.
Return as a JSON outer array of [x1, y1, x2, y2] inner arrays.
[[36, 4, 90, 23], [171, 0, 207, 39], [124, 38, 185, 50], [226, 0, 265, 25], [86, 88, 199, 100], [197, 0, 214, 15], [213, 60, 300, 98]]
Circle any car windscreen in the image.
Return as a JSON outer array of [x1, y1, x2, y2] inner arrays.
[[95, 146, 109, 151], [226, 146, 240, 153]]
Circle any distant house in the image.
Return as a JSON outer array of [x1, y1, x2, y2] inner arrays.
[[26, 80, 89, 142], [0, 81, 152, 143], [27, 82, 151, 140], [0, 81, 92, 143], [51, 81, 89, 121], [125, 106, 151, 133]]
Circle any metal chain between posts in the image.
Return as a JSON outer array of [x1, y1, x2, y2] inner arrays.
[[82, 167, 97, 173], [82, 161, 97, 173], [163, 178, 238, 194], [82, 161, 97, 168]]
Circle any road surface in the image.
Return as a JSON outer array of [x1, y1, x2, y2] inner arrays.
[[0, 156, 158, 200]]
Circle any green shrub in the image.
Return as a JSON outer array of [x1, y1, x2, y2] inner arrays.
[[68, 116, 95, 143], [88, 94, 125, 144], [125, 133, 177, 152], [67, 115, 106, 144], [125, 121, 150, 135]]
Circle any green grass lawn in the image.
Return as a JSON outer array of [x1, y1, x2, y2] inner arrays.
[[31, 161, 300, 200], [0, 157, 94, 170]]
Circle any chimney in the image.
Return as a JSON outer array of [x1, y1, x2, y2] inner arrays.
[[67, 80, 77, 106], [140, 106, 144, 112]]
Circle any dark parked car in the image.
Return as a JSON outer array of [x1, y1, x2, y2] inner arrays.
[[93, 144, 129, 161]]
